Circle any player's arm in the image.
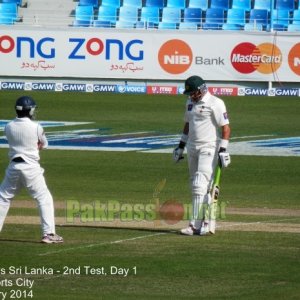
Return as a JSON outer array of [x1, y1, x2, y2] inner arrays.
[[182, 122, 189, 136], [219, 124, 231, 168], [173, 122, 189, 162], [180, 122, 189, 146], [219, 124, 231, 152], [37, 125, 48, 150]]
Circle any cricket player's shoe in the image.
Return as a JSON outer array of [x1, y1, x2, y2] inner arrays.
[[199, 223, 210, 236], [180, 225, 199, 236], [41, 233, 64, 244]]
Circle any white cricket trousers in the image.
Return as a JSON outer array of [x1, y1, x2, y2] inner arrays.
[[0, 161, 56, 235], [187, 144, 218, 229]]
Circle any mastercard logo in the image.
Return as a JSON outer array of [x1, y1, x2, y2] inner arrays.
[[158, 39, 193, 74], [231, 42, 282, 74], [288, 43, 300, 76]]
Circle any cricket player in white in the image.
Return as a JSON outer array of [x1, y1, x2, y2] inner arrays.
[[173, 76, 231, 236], [0, 96, 63, 243]]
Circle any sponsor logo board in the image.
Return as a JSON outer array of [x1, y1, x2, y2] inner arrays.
[[158, 39, 193, 75], [231, 42, 282, 74]]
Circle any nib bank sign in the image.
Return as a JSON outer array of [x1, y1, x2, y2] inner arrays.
[[0, 35, 144, 61], [158, 39, 193, 74], [231, 42, 282, 74]]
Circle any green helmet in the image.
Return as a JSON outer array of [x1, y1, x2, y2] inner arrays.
[[183, 75, 206, 95]]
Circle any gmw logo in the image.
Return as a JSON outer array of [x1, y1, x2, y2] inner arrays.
[[158, 39, 193, 74], [231, 42, 282, 74]]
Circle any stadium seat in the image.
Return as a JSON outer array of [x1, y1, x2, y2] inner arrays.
[[166, 0, 186, 9], [158, 21, 178, 29], [2, 0, 22, 6], [136, 19, 158, 29], [222, 8, 246, 30], [210, 0, 230, 10], [248, 8, 269, 29], [188, 0, 209, 10], [122, 0, 143, 8], [221, 24, 244, 30], [254, 0, 272, 11], [291, 9, 300, 24], [244, 22, 264, 30], [231, 0, 252, 11], [145, 0, 164, 8], [135, 21, 146, 28], [0, 16, 14, 24], [140, 6, 160, 24], [97, 6, 118, 24], [93, 20, 112, 27], [115, 20, 136, 28], [0, 3, 18, 21], [275, 0, 294, 10], [118, 6, 138, 23], [79, 0, 98, 8], [161, 7, 182, 23], [75, 5, 94, 21], [73, 19, 92, 27], [101, 0, 120, 8], [179, 21, 198, 29], [183, 7, 202, 24], [287, 23, 300, 30], [271, 9, 290, 30], [283, 9, 300, 31], [202, 8, 225, 29]]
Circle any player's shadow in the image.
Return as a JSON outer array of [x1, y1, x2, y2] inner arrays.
[[59, 224, 179, 235], [0, 238, 41, 244]]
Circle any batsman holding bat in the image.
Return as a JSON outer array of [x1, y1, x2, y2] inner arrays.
[[173, 76, 231, 236]]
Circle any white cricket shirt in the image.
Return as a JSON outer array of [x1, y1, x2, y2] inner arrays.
[[5, 117, 48, 163], [184, 91, 229, 146]]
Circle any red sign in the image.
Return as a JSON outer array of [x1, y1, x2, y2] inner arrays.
[[288, 43, 300, 76], [209, 87, 238, 96], [158, 39, 193, 75], [147, 86, 177, 94], [230, 42, 282, 75]]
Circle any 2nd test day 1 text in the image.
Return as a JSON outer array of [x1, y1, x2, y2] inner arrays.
[[0, 266, 136, 277], [62, 265, 137, 277]]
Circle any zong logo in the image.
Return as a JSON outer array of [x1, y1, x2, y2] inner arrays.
[[0, 35, 144, 61], [0, 35, 55, 58], [231, 42, 282, 74], [158, 39, 193, 74]]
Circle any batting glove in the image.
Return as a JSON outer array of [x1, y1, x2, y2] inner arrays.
[[173, 141, 186, 163], [219, 148, 231, 168]]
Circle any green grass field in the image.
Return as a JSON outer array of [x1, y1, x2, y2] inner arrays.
[[0, 91, 299, 299]]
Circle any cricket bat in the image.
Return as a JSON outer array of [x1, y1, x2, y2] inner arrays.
[[208, 164, 222, 234]]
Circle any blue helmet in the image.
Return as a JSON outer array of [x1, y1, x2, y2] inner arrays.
[[15, 96, 37, 118]]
